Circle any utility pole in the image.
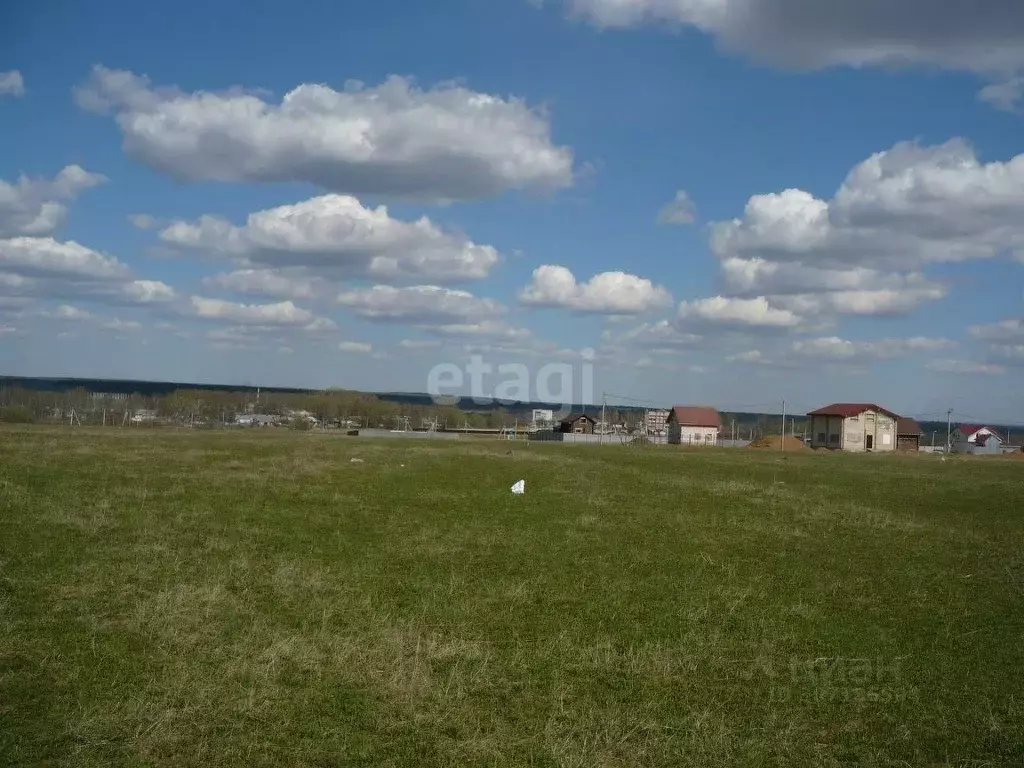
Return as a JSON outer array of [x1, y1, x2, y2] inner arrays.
[[731, 418, 736, 443], [600, 393, 607, 446], [946, 408, 953, 454], [781, 399, 786, 451]]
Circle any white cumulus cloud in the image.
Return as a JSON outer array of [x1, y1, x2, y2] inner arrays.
[[0, 237, 175, 309], [0, 166, 107, 237], [75, 65, 574, 201], [602, 319, 704, 349], [0, 70, 24, 97], [121, 280, 177, 304], [927, 359, 1006, 375], [0, 237, 128, 279], [714, 140, 1024, 268], [40, 303, 144, 334], [970, 317, 1024, 341], [422, 319, 531, 342], [968, 317, 1024, 367], [46, 304, 93, 321], [337, 284, 503, 322], [338, 341, 373, 354], [720, 258, 947, 315], [128, 213, 159, 230], [790, 336, 955, 360], [657, 189, 696, 224], [678, 295, 803, 329], [399, 339, 442, 350], [202, 269, 322, 300], [555, 0, 1024, 74], [978, 76, 1024, 113], [189, 296, 316, 326], [520, 264, 671, 314], [99, 317, 143, 333], [704, 140, 1024, 320], [159, 194, 499, 283]]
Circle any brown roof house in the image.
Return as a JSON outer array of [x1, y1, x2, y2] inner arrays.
[[559, 413, 596, 434], [896, 418, 922, 452], [807, 403, 899, 452], [667, 405, 721, 446]]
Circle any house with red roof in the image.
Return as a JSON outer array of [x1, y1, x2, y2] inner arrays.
[[951, 424, 1004, 455], [667, 405, 721, 446], [807, 403, 900, 453]]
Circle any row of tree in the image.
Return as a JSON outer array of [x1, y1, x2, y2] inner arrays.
[[0, 385, 809, 434], [0, 386, 530, 430]]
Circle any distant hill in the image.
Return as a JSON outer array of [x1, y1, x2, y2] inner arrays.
[[0, 375, 310, 397]]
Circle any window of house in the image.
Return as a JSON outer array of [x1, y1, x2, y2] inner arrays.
[[829, 433, 840, 444]]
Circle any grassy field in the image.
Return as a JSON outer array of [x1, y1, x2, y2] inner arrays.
[[1, 427, 1023, 767]]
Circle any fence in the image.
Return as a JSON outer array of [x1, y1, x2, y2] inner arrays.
[[355, 428, 461, 440], [529, 432, 751, 447]]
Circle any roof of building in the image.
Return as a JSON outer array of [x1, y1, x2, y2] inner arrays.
[[956, 424, 996, 438], [560, 412, 595, 424], [807, 403, 900, 419], [668, 405, 721, 428], [896, 417, 922, 436]]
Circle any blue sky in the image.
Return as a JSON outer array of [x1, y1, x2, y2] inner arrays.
[[2, 0, 1023, 423]]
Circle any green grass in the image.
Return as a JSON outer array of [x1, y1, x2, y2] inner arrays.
[[2, 427, 1023, 766]]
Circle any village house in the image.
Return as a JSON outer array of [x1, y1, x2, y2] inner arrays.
[[807, 403, 899, 453], [558, 413, 596, 434], [951, 425, 1005, 455], [666, 406, 721, 446], [531, 409, 554, 427], [645, 408, 670, 436]]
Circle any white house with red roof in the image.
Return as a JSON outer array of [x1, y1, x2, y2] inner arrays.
[[807, 403, 899, 453], [951, 424, 1004, 455], [667, 405, 721, 446]]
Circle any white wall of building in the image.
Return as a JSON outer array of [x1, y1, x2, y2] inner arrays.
[[841, 411, 896, 453], [668, 424, 719, 445], [952, 427, 999, 454], [531, 409, 554, 424], [810, 410, 896, 452]]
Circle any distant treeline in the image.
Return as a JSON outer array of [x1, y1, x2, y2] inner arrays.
[[0, 375, 818, 434]]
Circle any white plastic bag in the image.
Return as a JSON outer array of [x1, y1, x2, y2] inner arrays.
[[511, 479, 525, 495]]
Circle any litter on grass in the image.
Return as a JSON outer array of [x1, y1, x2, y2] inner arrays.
[[511, 479, 525, 495], [350, 458, 364, 464]]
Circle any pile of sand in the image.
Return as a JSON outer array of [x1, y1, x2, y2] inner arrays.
[[748, 435, 810, 451]]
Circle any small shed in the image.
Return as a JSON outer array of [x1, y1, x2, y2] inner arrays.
[[559, 413, 596, 434], [896, 418, 922, 451]]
